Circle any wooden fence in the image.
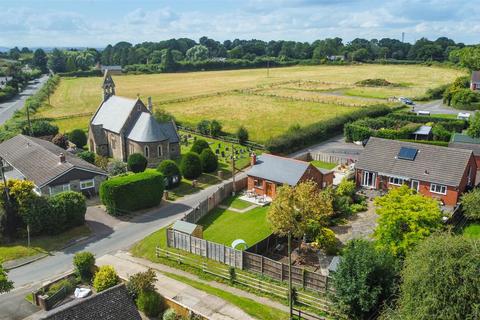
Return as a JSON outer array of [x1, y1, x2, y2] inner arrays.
[[310, 151, 359, 165], [180, 177, 247, 224]]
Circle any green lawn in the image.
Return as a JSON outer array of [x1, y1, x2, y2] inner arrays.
[[310, 160, 337, 170], [164, 271, 289, 320], [198, 205, 271, 248], [0, 225, 91, 263], [463, 223, 480, 239], [220, 195, 252, 210]]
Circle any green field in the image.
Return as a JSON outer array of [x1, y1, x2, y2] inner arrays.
[[198, 205, 271, 248], [37, 64, 463, 142]]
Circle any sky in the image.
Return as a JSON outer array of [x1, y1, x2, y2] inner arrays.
[[0, 0, 478, 48]]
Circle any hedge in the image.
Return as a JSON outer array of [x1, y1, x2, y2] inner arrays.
[[127, 153, 148, 173], [200, 148, 218, 173], [180, 152, 203, 179], [398, 139, 449, 147], [266, 105, 394, 154], [157, 160, 182, 189], [57, 69, 103, 77], [190, 139, 210, 154], [99, 170, 165, 215]]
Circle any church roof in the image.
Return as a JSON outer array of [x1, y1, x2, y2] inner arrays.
[[127, 112, 179, 143], [91, 96, 139, 133]]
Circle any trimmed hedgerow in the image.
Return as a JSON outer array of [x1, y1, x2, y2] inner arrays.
[[190, 139, 210, 154], [266, 105, 393, 154], [157, 160, 182, 189], [200, 148, 218, 173], [99, 170, 165, 215], [127, 153, 148, 173], [180, 152, 202, 179]]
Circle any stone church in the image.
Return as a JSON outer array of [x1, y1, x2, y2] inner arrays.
[[88, 71, 180, 167]]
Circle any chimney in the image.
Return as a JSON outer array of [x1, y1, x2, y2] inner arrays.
[[59, 153, 66, 163], [147, 96, 152, 112], [250, 153, 257, 166]]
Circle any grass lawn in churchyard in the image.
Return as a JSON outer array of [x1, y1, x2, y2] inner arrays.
[[310, 160, 337, 170], [40, 64, 463, 141], [463, 223, 480, 239], [198, 205, 271, 248], [0, 225, 91, 263]]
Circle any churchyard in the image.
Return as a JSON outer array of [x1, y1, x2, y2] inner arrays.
[[35, 64, 463, 142]]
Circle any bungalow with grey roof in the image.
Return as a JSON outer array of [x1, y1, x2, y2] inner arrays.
[[355, 137, 476, 206], [246, 153, 334, 199]]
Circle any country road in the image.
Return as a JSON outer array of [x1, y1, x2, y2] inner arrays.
[[0, 75, 49, 125]]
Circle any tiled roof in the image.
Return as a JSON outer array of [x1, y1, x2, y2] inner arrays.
[[449, 133, 480, 156], [356, 137, 473, 186], [247, 154, 318, 186], [91, 96, 139, 133], [471, 71, 480, 83], [0, 135, 106, 187], [127, 112, 178, 143], [39, 284, 141, 320]]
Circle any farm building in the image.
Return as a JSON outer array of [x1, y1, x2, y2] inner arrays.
[[449, 133, 480, 180], [88, 71, 180, 167], [0, 134, 107, 196], [470, 71, 480, 91], [96, 63, 123, 75], [355, 137, 476, 206], [246, 153, 334, 199]]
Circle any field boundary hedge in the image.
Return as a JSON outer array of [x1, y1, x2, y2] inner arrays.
[[265, 104, 401, 154]]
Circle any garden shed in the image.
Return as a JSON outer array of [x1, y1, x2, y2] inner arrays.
[[173, 220, 203, 238], [411, 125, 432, 141]]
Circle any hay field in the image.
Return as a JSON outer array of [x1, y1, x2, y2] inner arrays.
[[39, 64, 464, 139]]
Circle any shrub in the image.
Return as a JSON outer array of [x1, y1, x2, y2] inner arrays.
[[107, 159, 127, 176], [460, 188, 480, 220], [157, 160, 181, 189], [136, 290, 162, 317], [73, 251, 95, 281], [68, 129, 87, 148], [451, 88, 480, 109], [77, 150, 95, 164], [196, 120, 210, 135], [94, 155, 109, 170], [180, 152, 202, 179], [25, 120, 58, 137], [313, 227, 339, 255], [336, 179, 356, 198], [200, 148, 218, 173], [127, 153, 148, 173], [237, 126, 249, 145], [210, 120, 222, 137], [49, 191, 87, 229], [162, 309, 177, 320], [93, 265, 119, 292], [355, 78, 397, 87], [52, 133, 68, 149], [190, 139, 210, 154], [99, 170, 165, 215], [126, 269, 157, 299], [432, 124, 452, 142]]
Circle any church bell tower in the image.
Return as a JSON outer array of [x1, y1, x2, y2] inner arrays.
[[102, 70, 116, 101]]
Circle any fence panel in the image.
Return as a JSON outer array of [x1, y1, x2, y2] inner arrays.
[[310, 151, 358, 165]]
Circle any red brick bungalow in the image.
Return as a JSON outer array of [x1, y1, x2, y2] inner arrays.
[[355, 137, 476, 206], [247, 154, 334, 199]]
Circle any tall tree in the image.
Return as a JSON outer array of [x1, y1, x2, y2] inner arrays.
[[161, 49, 176, 72], [32, 49, 48, 73], [47, 48, 66, 73]]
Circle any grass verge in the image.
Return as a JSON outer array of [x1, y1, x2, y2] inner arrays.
[[0, 225, 90, 263], [311, 160, 337, 170]]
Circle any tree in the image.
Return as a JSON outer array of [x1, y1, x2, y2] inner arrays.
[[52, 133, 68, 149], [153, 108, 175, 123], [180, 152, 202, 179], [77, 151, 95, 164], [190, 139, 210, 154], [93, 265, 119, 292], [73, 251, 95, 281], [68, 129, 87, 148], [161, 49, 176, 72], [186, 45, 209, 61], [351, 48, 370, 62], [157, 160, 182, 189], [200, 148, 218, 173], [0, 264, 13, 293], [196, 120, 211, 135], [237, 126, 249, 145], [392, 234, 480, 320], [47, 48, 66, 73], [374, 185, 442, 257], [210, 120, 222, 137], [126, 269, 157, 299], [32, 49, 48, 73], [331, 240, 398, 320], [460, 188, 480, 220], [451, 88, 479, 108], [127, 153, 148, 173], [467, 112, 480, 138], [267, 181, 333, 238], [456, 46, 480, 71]]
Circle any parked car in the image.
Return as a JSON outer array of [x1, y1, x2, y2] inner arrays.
[[399, 97, 415, 105]]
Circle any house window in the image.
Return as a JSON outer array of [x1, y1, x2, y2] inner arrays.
[[49, 183, 70, 196], [80, 179, 95, 190], [254, 179, 263, 188], [158, 145, 163, 157], [144, 146, 149, 158], [129, 144, 135, 155], [388, 177, 404, 186], [430, 183, 447, 195], [362, 171, 376, 188]]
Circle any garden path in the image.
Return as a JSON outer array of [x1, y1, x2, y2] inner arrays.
[[330, 200, 378, 244]]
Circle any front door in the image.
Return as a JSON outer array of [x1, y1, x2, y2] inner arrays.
[[265, 182, 275, 198], [411, 180, 419, 192], [362, 171, 376, 188]]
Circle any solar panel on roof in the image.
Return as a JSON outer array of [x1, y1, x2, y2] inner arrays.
[[398, 147, 418, 160]]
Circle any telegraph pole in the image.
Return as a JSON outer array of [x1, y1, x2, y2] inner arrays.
[[231, 143, 236, 195], [288, 231, 293, 319]]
